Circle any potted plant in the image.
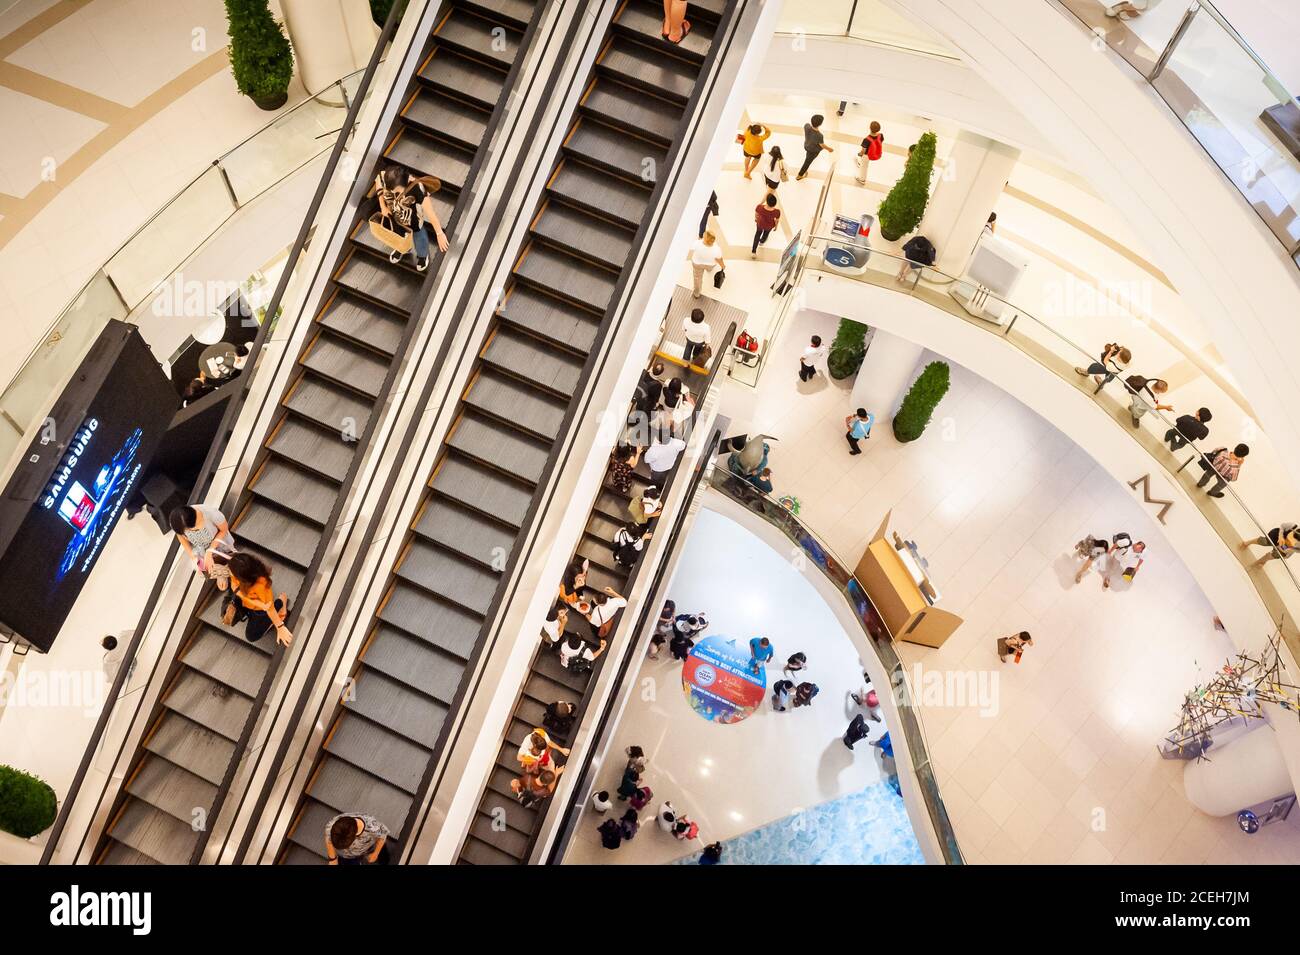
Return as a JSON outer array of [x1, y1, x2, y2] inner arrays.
[[876, 131, 937, 242], [0, 764, 57, 838], [225, 0, 294, 111], [892, 360, 950, 442], [827, 318, 869, 380]]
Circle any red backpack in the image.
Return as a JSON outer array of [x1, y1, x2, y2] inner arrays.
[[865, 134, 884, 162]]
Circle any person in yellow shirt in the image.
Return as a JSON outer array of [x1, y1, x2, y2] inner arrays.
[[739, 123, 771, 179]]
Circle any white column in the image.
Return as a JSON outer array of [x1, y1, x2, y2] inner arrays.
[[921, 130, 1020, 276], [1183, 721, 1294, 816], [281, 0, 379, 96], [850, 328, 926, 420]]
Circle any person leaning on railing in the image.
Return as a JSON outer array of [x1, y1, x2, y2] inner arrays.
[[1240, 522, 1299, 566], [1196, 443, 1249, 498]]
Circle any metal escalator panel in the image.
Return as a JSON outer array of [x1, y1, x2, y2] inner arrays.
[[93, 0, 543, 866], [277, 0, 733, 865]]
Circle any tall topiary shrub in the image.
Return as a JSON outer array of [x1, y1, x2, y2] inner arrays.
[[226, 0, 294, 110], [893, 360, 949, 442], [0, 765, 57, 838], [876, 131, 937, 241], [827, 318, 869, 380]]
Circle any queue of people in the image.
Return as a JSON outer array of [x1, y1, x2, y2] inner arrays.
[[595, 744, 715, 857]]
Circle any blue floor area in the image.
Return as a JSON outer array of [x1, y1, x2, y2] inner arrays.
[[674, 778, 925, 865]]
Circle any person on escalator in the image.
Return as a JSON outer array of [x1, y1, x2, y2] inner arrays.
[[324, 812, 390, 865], [221, 553, 292, 645], [612, 522, 653, 568], [374, 167, 448, 272]]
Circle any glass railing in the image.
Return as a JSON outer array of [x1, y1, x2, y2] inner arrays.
[[707, 466, 964, 864], [0, 71, 366, 469], [800, 233, 1300, 662], [774, 0, 959, 60], [1051, 0, 1300, 267]]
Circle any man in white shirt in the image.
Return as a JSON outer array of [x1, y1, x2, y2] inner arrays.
[[644, 430, 687, 482], [798, 334, 828, 382], [689, 231, 725, 298], [682, 307, 711, 365]]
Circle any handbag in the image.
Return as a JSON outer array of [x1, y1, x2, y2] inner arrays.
[[779, 161, 788, 183], [736, 331, 758, 351], [368, 213, 412, 254], [713, 268, 725, 289], [697, 343, 713, 365]]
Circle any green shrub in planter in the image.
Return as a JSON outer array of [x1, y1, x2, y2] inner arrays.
[[226, 0, 294, 110], [370, 0, 399, 27], [827, 318, 869, 380], [892, 360, 949, 442], [0, 764, 57, 838], [877, 131, 937, 241]]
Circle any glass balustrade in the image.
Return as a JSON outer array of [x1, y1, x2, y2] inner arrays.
[[0, 72, 367, 469]]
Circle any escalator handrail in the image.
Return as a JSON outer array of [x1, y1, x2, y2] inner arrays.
[[538, 340, 731, 865], [400, 0, 751, 860], [39, 0, 411, 866], [231, 0, 583, 866]]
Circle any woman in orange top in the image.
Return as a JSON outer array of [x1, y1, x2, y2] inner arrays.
[[222, 553, 292, 645]]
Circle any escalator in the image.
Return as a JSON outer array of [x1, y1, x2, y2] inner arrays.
[[94, 0, 543, 865], [277, 0, 733, 865]]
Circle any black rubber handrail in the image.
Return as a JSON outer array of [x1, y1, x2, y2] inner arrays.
[[231, 0, 579, 865], [533, 332, 731, 865], [401, 0, 749, 860], [40, 0, 410, 866]]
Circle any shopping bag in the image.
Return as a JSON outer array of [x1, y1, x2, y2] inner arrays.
[[368, 213, 412, 254]]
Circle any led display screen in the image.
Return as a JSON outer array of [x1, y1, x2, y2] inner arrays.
[[0, 322, 178, 651]]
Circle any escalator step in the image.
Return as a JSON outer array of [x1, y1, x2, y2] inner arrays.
[[498, 283, 601, 354], [417, 44, 507, 110], [487, 765, 522, 801], [234, 501, 324, 570], [180, 626, 270, 698], [514, 695, 548, 729], [584, 510, 623, 543], [161, 667, 254, 741], [435, 7, 522, 67], [125, 755, 218, 824], [325, 712, 429, 793], [531, 200, 634, 270], [459, 833, 522, 865], [377, 587, 482, 660], [286, 799, 336, 857], [480, 788, 538, 835], [576, 535, 624, 577], [448, 412, 551, 484], [463, 367, 569, 440], [268, 416, 356, 484], [533, 645, 590, 694], [98, 842, 160, 865], [613, 0, 712, 61], [597, 35, 697, 103], [513, 242, 617, 315], [363, 627, 467, 704], [577, 558, 622, 596], [522, 671, 576, 711], [385, 124, 476, 192], [248, 456, 342, 526], [143, 712, 236, 787], [470, 811, 530, 859], [580, 75, 681, 145], [307, 753, 415, 837], [548, 159, 650, 230], [108, 801, 198, 866], [343, 668, 448, 748], [333, 250, 422, 314], [195, 595, 274, 655], [281, 844, 328, 865], [429, 454, 534, 527], [413, 496, 517, 566], [460, 0, 536, 30], [317, 290, 408, 355], [562, 118, 667, 186], [481, 324, 586, 396], [283, 373, 374, 445], [395, 538, 500, 616], [401, 87, 490, 151], [300, 330, 391, 398]]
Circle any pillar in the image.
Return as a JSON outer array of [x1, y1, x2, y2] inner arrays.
[[1183, 722, 1294, 816], [850, 328, 926, 421], [281, 0, 380, 96], [921, 130, 1020, 276]]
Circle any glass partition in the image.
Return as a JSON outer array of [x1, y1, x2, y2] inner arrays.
[[1051, 0, 1300, 266], [799, 235, 1300, 661], [707, 467, 964, 864], [774, 0, 958, 58], [0, 69, 365, 476]]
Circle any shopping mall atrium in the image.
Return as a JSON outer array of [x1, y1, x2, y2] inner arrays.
[[0, 0, 1299, 877]]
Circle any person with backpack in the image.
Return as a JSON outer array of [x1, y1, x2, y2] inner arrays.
[[559, 632, 606, 674], [856, 120, 884, 184], [612, 522, 652, 568], [618, 808, 641, 842], [1197, 444, 1249, 498], [598, 816, 624, 850], [1241, 523, 1300, 566], [1125, 375, 1172, 428], [699, 841, 724, 864], [843, 713, 872, 749], [794, 681, 820, 708], [657, 801, 678, 833], [543, 699, 577, 736], [896, 234, 936, 282], [617, 763, 642, 801]]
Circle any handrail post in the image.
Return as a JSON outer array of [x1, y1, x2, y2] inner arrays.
[[1149, 1, 1200, 82], [214, 159, 240, 210]]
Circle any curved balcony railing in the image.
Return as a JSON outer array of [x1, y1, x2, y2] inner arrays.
[[772, 0, 960, 60], [706, 467, 964, 864], [1050, 0, 1300, 268], [796, 233, 1300, 663], [0, 69, 367, 470]]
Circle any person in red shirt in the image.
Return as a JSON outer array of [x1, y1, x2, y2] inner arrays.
[[752, 194, 781, 256]]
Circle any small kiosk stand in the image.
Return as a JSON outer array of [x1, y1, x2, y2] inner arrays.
[[948, 232, 1028, 328], [823, 213, 874, 276], [854, 516, 962, 648]]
